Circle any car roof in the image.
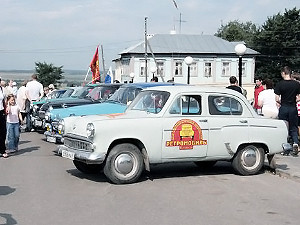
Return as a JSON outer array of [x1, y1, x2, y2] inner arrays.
[[141, 85, 245, 96], [86, 83, 123, 87], [120, 82, 186, 89]]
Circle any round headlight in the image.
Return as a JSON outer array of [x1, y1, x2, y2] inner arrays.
[[45, 112, 51, 121], [86, 123, 95, 139], [58, 119, 65, 135], [46, 123, 52, 132]]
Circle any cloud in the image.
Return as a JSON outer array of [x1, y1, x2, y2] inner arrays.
[[0, 0, 298, 70]]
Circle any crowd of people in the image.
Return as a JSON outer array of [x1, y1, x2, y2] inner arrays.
[[0, 74, 55, 158], [226, 66, 300, 156]]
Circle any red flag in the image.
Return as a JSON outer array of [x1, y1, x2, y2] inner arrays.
[[90, 46, 100, 83]]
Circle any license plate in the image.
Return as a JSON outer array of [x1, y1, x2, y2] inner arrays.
[[46, 136, 56, 143], [62, 150, 75, 160]]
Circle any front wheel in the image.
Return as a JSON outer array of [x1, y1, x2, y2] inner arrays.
[[232, 145, 265, 175], [104, 143, 144, 184], [73, 160, 103, 174]]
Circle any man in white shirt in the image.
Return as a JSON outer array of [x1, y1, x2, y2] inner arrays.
[[26, 74, 43, 131], [26, 74, 44, 102]]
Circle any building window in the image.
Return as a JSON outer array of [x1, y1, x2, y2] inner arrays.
[[190, 62, 197, 77], [236, 62, 246, 76], [222, 62, 231, 76], [157, 61, 165, 77], [204, 62, 212, 77], [139, 61, 145, 77], [241, 62, 246, 76], [174, 61, 183, 76]]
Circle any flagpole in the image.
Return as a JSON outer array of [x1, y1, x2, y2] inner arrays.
[[84, 67, 91, 81]]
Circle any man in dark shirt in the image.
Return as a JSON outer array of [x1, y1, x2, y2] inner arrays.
[[275, 66, 300, 156], [226, 76, 243, 94]]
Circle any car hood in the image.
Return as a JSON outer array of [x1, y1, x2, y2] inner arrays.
[[63, 110, 154, 136], [52, 102, 127, 120]]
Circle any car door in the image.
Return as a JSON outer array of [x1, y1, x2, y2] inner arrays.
[[162, 94, 209, 160], [206, 94, 249, 157]]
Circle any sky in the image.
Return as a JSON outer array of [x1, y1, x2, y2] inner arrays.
[[0, 0, 299, 71]]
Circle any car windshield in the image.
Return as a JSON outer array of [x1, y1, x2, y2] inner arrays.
[[61, 88, 76, 98], [72, 86, 94, 98], [107, 87, 142, 105], [49, 90, 66, 99], [86, 86, 118, 101], [128, 90, 170, 114]]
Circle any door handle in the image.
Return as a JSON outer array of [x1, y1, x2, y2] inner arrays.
[[199, 119, 208, 122], [239, 120, 248, 123]]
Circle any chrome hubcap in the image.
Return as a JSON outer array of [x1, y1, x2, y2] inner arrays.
[[115, 153, 134, 175], [241, 148, 257, 168]]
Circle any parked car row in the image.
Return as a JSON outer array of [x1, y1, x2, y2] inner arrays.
[[29, 82, 289, 184], [44, 82, 183, 143], [30, 84, 121, 131]]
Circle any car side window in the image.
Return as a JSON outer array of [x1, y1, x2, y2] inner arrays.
[[208, 95, 243, 115], [169, 95, 201, 115]]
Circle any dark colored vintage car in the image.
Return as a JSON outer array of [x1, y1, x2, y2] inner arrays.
[[34, 83, 122, 130]]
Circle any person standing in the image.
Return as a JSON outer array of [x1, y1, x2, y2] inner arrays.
[[226, 76, 243, 94], [6, 80, 14, 95], [26, 74, 43, 131], [0, 77, 8, 157], [5, 94, 23, 154], [0, 80, 9, 98], [12, 81, 18, 97], [253, 76, 264, 113], [17, 80, 30, 131], [26, 74, 44, 102], [257, 79, 278, 118], [275, 66, 300, 156]]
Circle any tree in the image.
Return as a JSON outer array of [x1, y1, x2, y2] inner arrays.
[[34, 62, 64, 87], [254, 8, 300, 83], [215, 20, 258, 47]]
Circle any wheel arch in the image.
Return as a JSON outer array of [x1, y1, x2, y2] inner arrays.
[[106, 138, 150, 171], [236, 142, 269, 156]]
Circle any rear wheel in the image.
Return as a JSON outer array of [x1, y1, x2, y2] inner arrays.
[[73, 160, 103, 174], [104, 143, 144, 184], [232, 145, 265, 175]]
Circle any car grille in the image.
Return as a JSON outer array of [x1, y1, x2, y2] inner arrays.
[[39, 111, 46, 119], [64, 136, 94, 152]]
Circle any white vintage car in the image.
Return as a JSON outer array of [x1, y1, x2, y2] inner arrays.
[[58, 85, 288, 184]]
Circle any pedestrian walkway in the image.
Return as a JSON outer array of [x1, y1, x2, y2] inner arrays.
[[274, 154, 300, 182]]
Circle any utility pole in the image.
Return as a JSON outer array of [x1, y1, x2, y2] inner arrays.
[[144, 17, 148, 82]]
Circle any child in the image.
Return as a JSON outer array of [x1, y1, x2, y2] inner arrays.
[[5, 94, 23, 155]]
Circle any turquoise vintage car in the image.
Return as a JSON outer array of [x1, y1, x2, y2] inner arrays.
[[44, 82, 185, 143], [31, 86, 92, 130]]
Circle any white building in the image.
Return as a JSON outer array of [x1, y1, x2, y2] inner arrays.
[[114, 34, 259, 99]]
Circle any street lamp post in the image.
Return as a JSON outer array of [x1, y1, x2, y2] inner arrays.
[[150, 66, 157, 80], [184, 56, 193, 84], [235, 43, 247, 87], [130, 72, 135, 83]]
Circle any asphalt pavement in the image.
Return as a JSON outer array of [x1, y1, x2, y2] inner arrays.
[[274, 153, 300, 182]]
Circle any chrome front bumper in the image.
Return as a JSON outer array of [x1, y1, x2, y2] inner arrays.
[[31, 116, 44, 128], [57, 145, 106, 164], [44, 131, 64, 143]]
